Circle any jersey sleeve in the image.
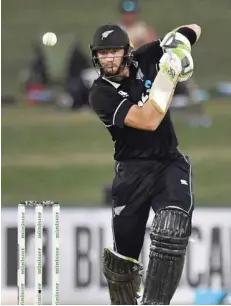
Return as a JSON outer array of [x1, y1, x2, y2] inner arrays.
[[89, 86, 133, 128], [134, 39, 164, 63]]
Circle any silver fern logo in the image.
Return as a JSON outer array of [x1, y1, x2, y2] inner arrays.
[[101, 30, 114, 40]]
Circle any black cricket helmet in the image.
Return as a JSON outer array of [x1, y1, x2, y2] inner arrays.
[[90, 24, 134, 76]]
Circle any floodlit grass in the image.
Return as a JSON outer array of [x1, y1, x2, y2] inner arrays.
[[2, 101, 231, 206]]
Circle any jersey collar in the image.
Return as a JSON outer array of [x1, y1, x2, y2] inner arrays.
[[102, 77, 121, 89]]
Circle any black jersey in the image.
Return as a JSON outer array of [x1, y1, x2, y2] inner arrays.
[[89, 40, 179, 161]]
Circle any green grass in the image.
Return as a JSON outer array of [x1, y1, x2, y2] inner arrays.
[[2, 101, 231, 206], [194, 160, 231, 205], [2, 164, 114, 205]]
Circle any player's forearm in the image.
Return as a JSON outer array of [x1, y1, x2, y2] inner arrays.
[[130, 87, 175, 131], [124, 95, 173, 131], [144, 89, 175, 130], [140, 101, 165, 130], [124, 103, 159, 131], [125, 43, 193, 131], [142, 47, 191, 130]]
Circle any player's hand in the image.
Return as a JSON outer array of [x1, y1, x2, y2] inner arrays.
[[172, 48, 194, 82], [159, 51, 182, 84], [159, 48, 194, 83], [166, 48, 194, 82], [160, 31, 191, 53]]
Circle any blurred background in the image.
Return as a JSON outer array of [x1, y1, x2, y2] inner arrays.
[[1, 0, 231, 304]]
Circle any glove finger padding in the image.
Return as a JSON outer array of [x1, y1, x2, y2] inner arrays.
[[171, 48, 194, 82], [159, 51, 183, 79], [160, 31, 191, 53]]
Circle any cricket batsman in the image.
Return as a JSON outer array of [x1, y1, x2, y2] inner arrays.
[[89, 22, 201, 304]]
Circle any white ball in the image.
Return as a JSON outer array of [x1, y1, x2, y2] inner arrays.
[[42, 32, 57, 46]]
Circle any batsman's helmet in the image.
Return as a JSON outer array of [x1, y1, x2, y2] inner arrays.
[[90, 24, 134, 74]]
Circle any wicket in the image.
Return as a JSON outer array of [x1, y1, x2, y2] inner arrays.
[[17, 201, 60, 305]]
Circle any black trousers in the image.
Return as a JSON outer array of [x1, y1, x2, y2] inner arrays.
[[111, 153, 194, 260]]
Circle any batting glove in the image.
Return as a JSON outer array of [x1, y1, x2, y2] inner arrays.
[[160, 31, 191, 53]]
